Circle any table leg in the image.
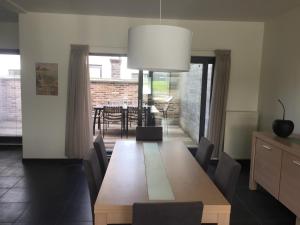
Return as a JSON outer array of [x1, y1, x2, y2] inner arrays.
[[217, 213, 230, 225], [93, 109, 98, 135], [296, 217, 300, 225], [95, 213, 107, 225]]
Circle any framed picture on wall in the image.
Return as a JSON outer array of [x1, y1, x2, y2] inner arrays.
[[36, 62, 58, 96]]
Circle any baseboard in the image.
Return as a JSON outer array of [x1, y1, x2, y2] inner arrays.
[[0, 136, 22, 144], [0, 136, 22, 150], [0, 145, 22, 151], [22, 158, 82, 165]]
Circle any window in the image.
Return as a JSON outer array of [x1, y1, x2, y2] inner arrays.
[[0, 52, 22, 136], [89, 64, 102, 80], [152, 72, 170, 97]]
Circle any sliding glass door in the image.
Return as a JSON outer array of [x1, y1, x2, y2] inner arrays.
[[0, 51, 22, 137], [180, 57, 215, 143]]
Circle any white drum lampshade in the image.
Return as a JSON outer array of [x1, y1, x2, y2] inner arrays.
[[127, 25, 192, 72]]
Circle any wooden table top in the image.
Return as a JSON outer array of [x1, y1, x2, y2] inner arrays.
[[95, 140, 229, 213]]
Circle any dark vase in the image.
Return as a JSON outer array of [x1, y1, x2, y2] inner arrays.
[[272, 119, 294, 138]]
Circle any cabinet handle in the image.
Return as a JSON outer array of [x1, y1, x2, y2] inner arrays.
[[293, 160, 300, 166], [262, 145, 272, 150]]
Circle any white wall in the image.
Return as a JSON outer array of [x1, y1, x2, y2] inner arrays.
[[19, 12, 264, 158], [0, 22, 19, 49], [258, 7, 300, 134]]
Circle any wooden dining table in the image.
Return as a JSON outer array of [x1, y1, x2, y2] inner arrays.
[[94, 140, 231, 225]]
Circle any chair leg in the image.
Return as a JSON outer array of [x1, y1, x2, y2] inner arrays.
[[121, 122, 123, 138], [102, 118, 105, 138], [93, 110, 97, 136], [97, 115, 101, 130]]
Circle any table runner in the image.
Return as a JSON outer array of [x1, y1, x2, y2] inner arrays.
[[143, 143, 175, 200]]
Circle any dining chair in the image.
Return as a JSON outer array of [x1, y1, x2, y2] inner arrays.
[[127, 107, 147, 134], [132, 202, 203, 225], [136, 126, 163, 141], [195, 137, 214, 172], [93, 134, 109, 177], [213, 152, 241, 203], [83, 148, 103, 223], [103, 106, 124, 138]]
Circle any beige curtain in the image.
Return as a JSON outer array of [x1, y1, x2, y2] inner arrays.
[[65, 44, 92, 158], [207, 50, 231, 158]]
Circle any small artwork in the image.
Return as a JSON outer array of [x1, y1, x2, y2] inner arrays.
[[36, 63, 58, 96]]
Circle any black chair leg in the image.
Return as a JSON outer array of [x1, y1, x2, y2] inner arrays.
[[93, 110, 97, 135], [102, 118, 105, 138], [97, 112, 101, 131]]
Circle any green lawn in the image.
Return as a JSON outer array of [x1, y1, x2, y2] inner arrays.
[[153, 80, 169, 94]]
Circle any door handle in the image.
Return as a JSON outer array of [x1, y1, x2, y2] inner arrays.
[[262, 145, 272, 150], [293, 160, 300, 167]]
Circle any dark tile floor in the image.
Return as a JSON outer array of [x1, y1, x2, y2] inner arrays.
[[0, 149, 296, 225]]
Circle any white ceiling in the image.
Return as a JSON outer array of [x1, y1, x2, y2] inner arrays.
[[2, 0, 300, 22]]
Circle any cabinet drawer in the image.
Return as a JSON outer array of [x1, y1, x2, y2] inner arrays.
[[254, 139, 282, 198], [279, 152, 300, 217]]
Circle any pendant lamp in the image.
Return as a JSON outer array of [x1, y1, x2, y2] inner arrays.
[[127, 1, 192, 72]]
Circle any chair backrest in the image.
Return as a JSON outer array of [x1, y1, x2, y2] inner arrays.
[[83, 148, 103, 207], [195, 137, 214, 172], [103, 106, 122, 119], [214, 152, 241, 203], [128, 106, 139, 114], [132, 202, 203, 225], [136, 126, 163, 141], [93, 134, 108, 177]]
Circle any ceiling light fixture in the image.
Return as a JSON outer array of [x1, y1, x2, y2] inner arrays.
[[127, 0, 192, 72]]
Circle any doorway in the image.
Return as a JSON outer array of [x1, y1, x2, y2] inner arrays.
[[179, 56, 215, 143], [0, 50, 22, 142]]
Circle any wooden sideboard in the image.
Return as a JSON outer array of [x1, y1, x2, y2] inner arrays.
[[250, 132, 300, 225]]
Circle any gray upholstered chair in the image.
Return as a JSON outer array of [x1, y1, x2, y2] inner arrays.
[[214, 152, 241, 203], [83, 148, 103, 221], [132, 202, 203, 225], [93, 134, 109, 177], [195, 137, 214, 172], [136, 126, 163, 141]]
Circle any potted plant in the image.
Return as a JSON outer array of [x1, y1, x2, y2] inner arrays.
[[272, 99, 294, 138]]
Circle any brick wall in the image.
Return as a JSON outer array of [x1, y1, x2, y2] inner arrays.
[[0, 78, 22, 121], [90, 80, 139, 106], [90, 80, 181, 124]]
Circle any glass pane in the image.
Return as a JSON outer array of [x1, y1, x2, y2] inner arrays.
[[89, 56, 139, 81], [204, 64, 214, 137], [179, 64, 203, 142], [89, 55, 149, 107], [143, 73, 151, 95], [152, 72, 170, 97], [0, 54, 22, 136]]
